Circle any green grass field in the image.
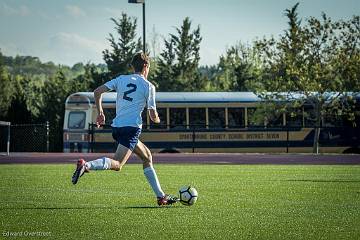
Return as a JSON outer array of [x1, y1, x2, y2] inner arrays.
[[0, 164, 359, 239]]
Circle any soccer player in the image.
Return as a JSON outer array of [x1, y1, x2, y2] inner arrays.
[[71, 52, 178, 206]]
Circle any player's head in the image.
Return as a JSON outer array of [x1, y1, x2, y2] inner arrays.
[[131, 52, 150, 73]]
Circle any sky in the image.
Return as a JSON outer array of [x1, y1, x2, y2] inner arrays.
[[0, 0, 359, 66]]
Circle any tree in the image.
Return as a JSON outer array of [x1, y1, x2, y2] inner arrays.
[[103, 13, 142, 79], [0, 51, 14, 118], [153, 38, 176, 90], [214, 43, 261, 91], [21, 75, 45, 118], [71, 63, 95, 92], [332, 16, 360, 91], [0, 51, 109, 151], [41, 70, 71, 151], [154, 17, 205, 91], [254, 3, 360, 153]]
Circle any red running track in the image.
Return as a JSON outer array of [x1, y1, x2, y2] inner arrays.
[[0, 152, 360, 165]]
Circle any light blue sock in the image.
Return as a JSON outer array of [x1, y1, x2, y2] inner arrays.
[[85, 157, 112, 170], [143, 166, 165, 198]]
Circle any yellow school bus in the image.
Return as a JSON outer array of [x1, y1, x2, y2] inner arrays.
[[63, 92, 360, 153]]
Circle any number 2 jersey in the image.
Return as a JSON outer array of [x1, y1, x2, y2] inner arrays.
[[104, 74, 157, 129]]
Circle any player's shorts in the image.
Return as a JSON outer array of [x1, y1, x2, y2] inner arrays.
[[112, 126, 141, 151]]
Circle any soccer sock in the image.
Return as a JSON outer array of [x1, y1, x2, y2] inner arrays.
[[143, 166, 165, 198], [85, 157, 112, 170]]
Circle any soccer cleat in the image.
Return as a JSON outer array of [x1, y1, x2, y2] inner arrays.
[[71, 159, 88, 185], [157, 194, 179, 206]]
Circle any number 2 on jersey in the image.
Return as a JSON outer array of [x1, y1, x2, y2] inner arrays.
[[123, 83, 137, 102]]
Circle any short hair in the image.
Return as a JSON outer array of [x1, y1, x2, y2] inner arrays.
[[131, 52, 150, 72]]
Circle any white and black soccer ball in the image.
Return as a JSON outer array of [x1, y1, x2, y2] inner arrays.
[[179, 186, 198, 206]]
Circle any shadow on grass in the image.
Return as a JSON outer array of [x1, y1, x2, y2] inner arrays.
[[125, 206, 161, 209], [0, 205, 179, 210], [0, 207, 109, 210], [284, 179, 360, 183]]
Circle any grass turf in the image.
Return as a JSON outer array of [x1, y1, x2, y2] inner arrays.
[[0, 164, 359, 239]]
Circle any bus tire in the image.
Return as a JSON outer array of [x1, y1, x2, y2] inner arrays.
[[159, 148, 180, 153]]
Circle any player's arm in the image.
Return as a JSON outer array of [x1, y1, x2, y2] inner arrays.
[[148, 109, 160, 123], [147, 84, 160, 123], [94, 85, 110, 127]]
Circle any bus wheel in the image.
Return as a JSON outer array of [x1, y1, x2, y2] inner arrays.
[[159, 148, 180, 153]]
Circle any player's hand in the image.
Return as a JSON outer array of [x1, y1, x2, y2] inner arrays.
[[154, 117, 160, 124], [96, 113, 105, 128]]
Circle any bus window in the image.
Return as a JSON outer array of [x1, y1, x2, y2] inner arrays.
[[304, 106, 316, 127], [103, 108, 116, 125], [247, 108, 258, 127], [150, 108, 167, 129], [189, 108, 206, 129], [286, 109, 303, 127], [228, 108, 245, 128], [324, 113, 344, 127], [170, 108, 186, 129], [208, 108, 225, 128], [68, 111, 86, 129], [267, 114, 283, 127]]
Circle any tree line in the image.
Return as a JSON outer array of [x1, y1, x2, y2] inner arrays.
[[0, 3, 359, 151]]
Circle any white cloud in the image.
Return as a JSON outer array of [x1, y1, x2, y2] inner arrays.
[[65, 5, 86, 18], [51, 32, 104, 52], [46, 32, 107, 65], [0, 3, 30, 16]]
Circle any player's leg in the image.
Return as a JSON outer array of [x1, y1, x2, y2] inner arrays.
[[133, 140, 153, 169], [112, 143, 133, 170], [86, 143, 132, 171], [84, 157, 117, 171], [134, 140, 178, 205], [110, 126, 139, 170], [72, 127, 136, 184], [71, 156, 114, 184], [72, 144, 132, 185]]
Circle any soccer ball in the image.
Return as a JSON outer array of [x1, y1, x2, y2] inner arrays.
[[179, 186, 198, 206]]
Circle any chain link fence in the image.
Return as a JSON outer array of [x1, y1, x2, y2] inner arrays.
[[0, 122, 49, 153], [1, 122, 359, 153]]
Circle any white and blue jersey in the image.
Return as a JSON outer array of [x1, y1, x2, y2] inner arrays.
[[104, 74, 156, 129]]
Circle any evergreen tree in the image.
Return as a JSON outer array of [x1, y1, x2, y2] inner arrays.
[[153, 39, 176, 91], [154, 17, 204, 91], [103, 13, 142, 79]]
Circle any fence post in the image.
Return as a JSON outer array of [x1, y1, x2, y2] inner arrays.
[[192, 126, 195, 153], [7, 122, 10, 156], [88, 123, 90, 153], [286, 126, 289, 153], [88, 123, 94, 153], [46, 121, 50, 152]]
